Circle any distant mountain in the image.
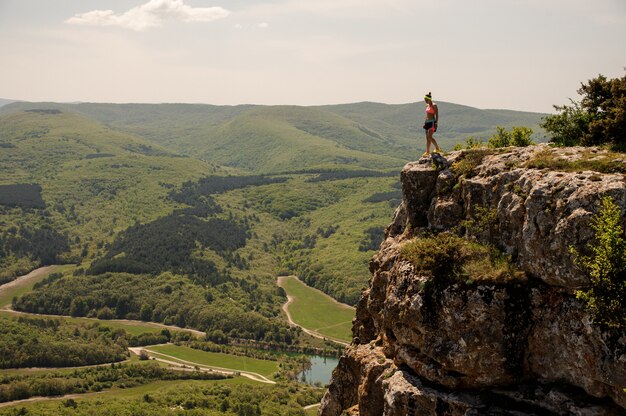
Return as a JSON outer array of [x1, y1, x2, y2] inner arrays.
[[0, 101, 548, 173], [0, 98, 17, 107]]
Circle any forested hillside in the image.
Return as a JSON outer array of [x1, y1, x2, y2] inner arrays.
[[0, 101, 551, 414], [0, 101, 547, 306], [1, 101, 547, 172]]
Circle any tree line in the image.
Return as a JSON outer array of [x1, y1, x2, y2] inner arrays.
[[0, 184, 46, 209], [0, 362, 227, 404], [169, 174, 288, 206], [0, 224, 70, 284], [13, 272, 297, 344], [0, 316, 126, 369]]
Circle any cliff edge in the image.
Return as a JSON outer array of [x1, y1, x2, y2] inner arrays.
[[319, 144, 626, 415]]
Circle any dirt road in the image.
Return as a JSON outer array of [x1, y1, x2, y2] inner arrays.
[[277, 276, 350, 347], [128, 346, 276, 384]]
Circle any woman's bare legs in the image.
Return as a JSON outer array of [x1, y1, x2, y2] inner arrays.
[[427, 129, 441, 153]]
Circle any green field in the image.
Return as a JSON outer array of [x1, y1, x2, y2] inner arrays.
[[0, 378, 258, 414], [305, 405, 320, 415], [279, 276, 354, 343], [146, 344, 280, 378], [0, 266, 72, 307]]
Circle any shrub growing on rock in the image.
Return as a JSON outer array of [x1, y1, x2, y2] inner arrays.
[[572, 196, 626, 329]]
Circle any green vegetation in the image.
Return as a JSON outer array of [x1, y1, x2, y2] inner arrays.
[[0, 314, 127, 368], [13, 271, 293, 343], [195, 172, 399, 305], [278, 276, 354, 343], [0, 266, 71, 307], [88, 215, 246, 282], [542, 71, 626, 149], [452, 136, 485, 150], [0, 361, 227, 404], [450, 148, 496, 178], [0, 101, 549, 413], [401, 232, 525, 286], [525, 148, 626, 174], [146, 344, 280, 378], [0, 110, 223, 283], [358, 227, 385, 252], [1, 101, 547, 164], [0, 184, 45, 209], [571, 196, 626, 329], [0, 226, 70, 284], [487, 126, 534, 148], [0, 310, 192, 339], [0, 378, 323, 416], [452, 126, 534, 150]]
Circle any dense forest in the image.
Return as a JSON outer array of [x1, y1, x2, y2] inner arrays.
[[13, 272, 296, 343], [305, 170, 396, 183], [88, 215, 246, 285], [0, 184, 46, 209], [170, 175, 289, 203], [0, 315, 126, 368], [0, 225, 70, 277]]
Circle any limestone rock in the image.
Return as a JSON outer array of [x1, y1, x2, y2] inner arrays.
[[319, 145, 626, 416]]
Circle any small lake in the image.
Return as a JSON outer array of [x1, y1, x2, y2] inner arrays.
[[298, 355, 339, 386]]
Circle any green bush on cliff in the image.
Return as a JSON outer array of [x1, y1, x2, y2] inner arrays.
[[542, 71, 626, 150], [487, 126, 534, 148], [571, 196, 626, 329], [400, 232, 524, 286]]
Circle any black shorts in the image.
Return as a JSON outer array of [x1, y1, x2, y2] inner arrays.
[[423, 120, 436, 131]]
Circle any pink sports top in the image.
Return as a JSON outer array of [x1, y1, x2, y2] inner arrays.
[[426, 104, 435, 116]]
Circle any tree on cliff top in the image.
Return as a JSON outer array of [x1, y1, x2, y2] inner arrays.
[[542, 71, 626, 150], [572, 196, 626, 329]]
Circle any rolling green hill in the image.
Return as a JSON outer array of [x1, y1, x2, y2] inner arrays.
[[0, 103, 556, 414], [0, 100, 549, 306], [1, 101, 548, 173], [320, 101, 548, 148], [0, 109, 222, 279]]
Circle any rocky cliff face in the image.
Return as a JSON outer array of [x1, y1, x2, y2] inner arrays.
[[319, 145, 626, 415]]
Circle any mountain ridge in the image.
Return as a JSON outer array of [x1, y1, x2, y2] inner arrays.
[[0, 100, 548, 173]]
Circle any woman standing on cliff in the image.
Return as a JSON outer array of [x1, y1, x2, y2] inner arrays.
[[422, 92, 441, 157]]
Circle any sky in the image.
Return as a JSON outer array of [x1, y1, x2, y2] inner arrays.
[[0, 0, 624, 113]]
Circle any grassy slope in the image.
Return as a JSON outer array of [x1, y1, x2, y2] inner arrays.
[[192, 106, 408, 172], [146, 344, 279, 377], [0, 378, 259, 414], [0, 265, 73, 307], [0, 110, 221, 262], [320, 101, 549, 150], [278, 276, 354, 343], [214, 174, 398, 304]]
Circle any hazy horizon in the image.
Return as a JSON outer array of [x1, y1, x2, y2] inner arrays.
[[0, 98, 551, 115], [1, 0, 625, 113]]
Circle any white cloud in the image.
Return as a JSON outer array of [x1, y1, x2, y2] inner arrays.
[[66, 0, 230, 31], [257, 22, 269, 29]]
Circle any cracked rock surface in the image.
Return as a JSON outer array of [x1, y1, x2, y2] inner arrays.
[[319, 145, 626, 416]]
